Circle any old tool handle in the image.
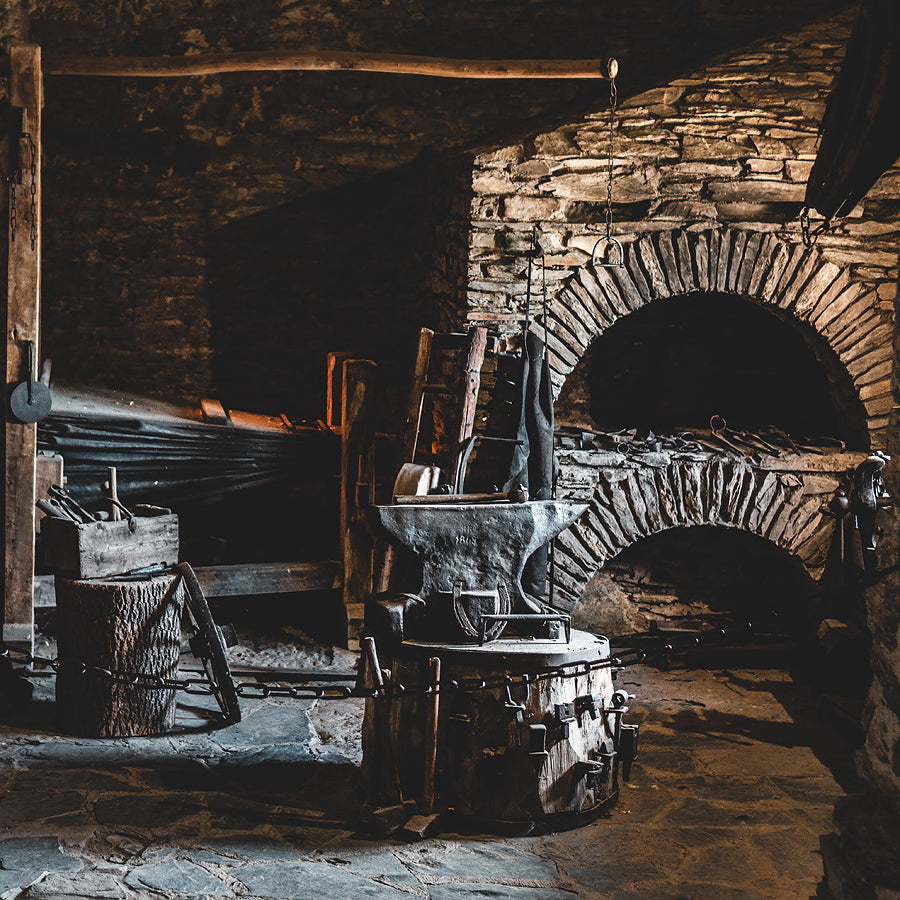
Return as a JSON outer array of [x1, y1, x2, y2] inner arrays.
[[393, 489, 525, 505]]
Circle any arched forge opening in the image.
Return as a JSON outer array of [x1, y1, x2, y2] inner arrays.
[[551, 281, 874, 694], [555, 290, 870, 450]]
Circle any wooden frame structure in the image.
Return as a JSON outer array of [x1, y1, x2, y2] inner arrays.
[[3, 44, 609, 650]]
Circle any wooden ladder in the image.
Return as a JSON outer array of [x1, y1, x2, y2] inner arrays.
[[397, 326, 488, 494]]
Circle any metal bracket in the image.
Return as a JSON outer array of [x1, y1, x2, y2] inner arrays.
[[528, 723, 549, 759], [554, 701, 576, 738], [591, 235, 624, 268], [503, 683, 528, 726], [478, 613, 571, 645]]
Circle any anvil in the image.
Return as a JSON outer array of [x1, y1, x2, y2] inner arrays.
[[371, 500, 587, 640]]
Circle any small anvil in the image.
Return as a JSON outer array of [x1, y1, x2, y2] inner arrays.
[[370, 499, 587, 642]]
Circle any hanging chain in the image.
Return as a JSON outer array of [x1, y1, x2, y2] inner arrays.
[[7, 133, 37, 250], [26, 133, 37, 252], [605, 58, 619, 241], [9, 176, 17, 243]]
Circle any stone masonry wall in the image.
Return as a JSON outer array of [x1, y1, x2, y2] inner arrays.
[[0, 0, 852, 414], [464, 12, 898, 448]]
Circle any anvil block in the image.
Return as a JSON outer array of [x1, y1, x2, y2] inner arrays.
[[372, 500, 587, 609]]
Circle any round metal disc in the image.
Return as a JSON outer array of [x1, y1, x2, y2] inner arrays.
[[10, 380, 51, 423]]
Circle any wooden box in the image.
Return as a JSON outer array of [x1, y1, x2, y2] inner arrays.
[[41, 514, 179, 579]]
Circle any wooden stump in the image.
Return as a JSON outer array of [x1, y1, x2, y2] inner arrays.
[[55, 573, 185, 737]]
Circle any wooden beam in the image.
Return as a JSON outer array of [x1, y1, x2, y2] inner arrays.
[[44, 50, 611, 81], [4, 44, 42, 651]]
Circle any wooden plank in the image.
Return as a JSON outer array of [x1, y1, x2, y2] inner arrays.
[[4, 44, 41, 651], [325, 351, 358, 430], [399, 328, 433, 465], [450, 326, 487, 490], [34, 562, 342, 608], [193, 561, 342, 596], [341, 359, 377, 647], [45, 50, 613, 81]]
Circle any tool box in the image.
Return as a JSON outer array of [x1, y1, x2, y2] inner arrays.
[[41, 511, 179, 579]]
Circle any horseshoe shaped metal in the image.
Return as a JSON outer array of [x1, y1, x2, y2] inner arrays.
[[591, 235, 624, 268]]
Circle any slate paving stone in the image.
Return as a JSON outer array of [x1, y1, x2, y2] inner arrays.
[[7, 768, 134, 793], [94, 794, 206, 830], [24, 870, 127, 898], [426, 885, 576, 899], [398, 842, 558, 883], [313, 844, 422, 893], [569, 860, 667, 893], [606, 884, 771, 900], [123, 859, 234, 896], [0, 791, 85, 826], [751, 827, 828, 882], [669, 775, 779, 803], [191, 833, 302, 864], [0, 870, 48, 894], [769, 776, 845, 804], [637, 747, 698, 774], [237, 860, 413, 899], [0, 837, 82, 873], [678, 843, 762, 883], [664, 797, 791, 828]]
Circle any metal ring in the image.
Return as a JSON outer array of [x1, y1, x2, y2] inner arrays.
[[591, 235, 624, 268]]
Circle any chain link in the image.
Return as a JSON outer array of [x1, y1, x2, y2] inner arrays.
[[27, 133, 37, 252], [9, 178, 17, 244], [2, 645, 630, 704], [605, 61, 618, 241]]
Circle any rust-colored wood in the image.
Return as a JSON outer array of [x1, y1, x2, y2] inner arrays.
[[4, 44, 42, 651], [341, 359, 377, 647], [45, 51, 612, 81], [326, 351, 358, 430], [55, 572, 185, 737], [399, 328, 434, 464], [450, 326, 488, 490], [423, 656, 441, 814]]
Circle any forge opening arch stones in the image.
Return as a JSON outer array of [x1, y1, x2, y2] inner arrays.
[[539, 227, 892, 450], [550, 453, 839, 613]]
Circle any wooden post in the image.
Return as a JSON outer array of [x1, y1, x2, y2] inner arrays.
[[340, 359, 376, 649], [4, 45, 42, 652]]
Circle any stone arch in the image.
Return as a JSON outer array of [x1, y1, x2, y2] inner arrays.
[[539, 227, 892, 450], [551, 455, 835, 612]]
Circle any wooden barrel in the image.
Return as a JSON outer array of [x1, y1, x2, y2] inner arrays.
[[55, 572, 185, 737]]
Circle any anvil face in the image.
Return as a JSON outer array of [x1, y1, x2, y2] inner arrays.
[[372, 500, 587, 608]]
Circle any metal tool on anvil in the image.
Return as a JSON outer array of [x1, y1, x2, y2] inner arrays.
[[368, 499, 587, 644]]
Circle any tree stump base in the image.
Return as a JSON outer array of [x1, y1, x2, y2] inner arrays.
[[55, 572, 185, 737]]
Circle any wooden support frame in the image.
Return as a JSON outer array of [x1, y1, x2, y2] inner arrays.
[[4, 44, 42, 651], [340, 359, 377, 649]]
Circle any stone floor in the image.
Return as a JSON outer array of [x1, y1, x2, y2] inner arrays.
[[0, 643, 860, 899]]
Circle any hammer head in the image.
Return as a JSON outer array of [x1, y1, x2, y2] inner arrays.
[[372, 500, 587, 615]]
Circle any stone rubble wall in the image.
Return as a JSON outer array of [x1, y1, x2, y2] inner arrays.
[[464, 13, 898, 449]]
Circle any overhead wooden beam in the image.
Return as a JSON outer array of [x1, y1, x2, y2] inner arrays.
[[44, 50, 611, 81], [4, 44, 42, 651]]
